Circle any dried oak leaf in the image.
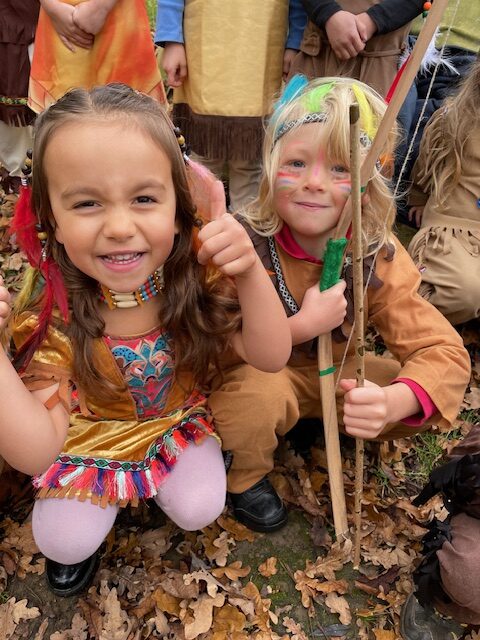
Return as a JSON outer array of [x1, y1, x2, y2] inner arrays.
[[217, 515, 256, 543], [226, 596, 256, 619], [293, 570, 323, 609], [152, 586, 182, 617], [138, 524, 175, 559], [325, 592, 352, 625], [212, 560, 251, 581], [304, 539, 352, 581], [184, 569, 224, 598], [282, 616, 308, 640], [241, 582, 272, 632], [200, 530, 234, 567], [0, 597, 41, 639], [160, 569, 200, 599], [258, 557, 278, 578], [184, 592, 225, 640], [361, 546, 416, 570], [99, 586, 133, 640], [212, 603, 246, 632], [49, 613, 89, 640]]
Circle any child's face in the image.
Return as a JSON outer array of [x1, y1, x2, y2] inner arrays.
[[44, 120, 178, 292], [273, 124, 351, 257]]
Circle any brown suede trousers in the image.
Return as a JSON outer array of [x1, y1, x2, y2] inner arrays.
[[209, 354, 429, 494]]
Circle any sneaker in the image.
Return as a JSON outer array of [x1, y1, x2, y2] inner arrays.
[[400, 592, 465, 640]]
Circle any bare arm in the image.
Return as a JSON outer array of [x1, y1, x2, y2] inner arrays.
[[40, 0, 94, 50], [196, 182, 291, 372], [72, 0, 118, 35]]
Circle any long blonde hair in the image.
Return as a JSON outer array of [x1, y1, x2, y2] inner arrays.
[[413, 58, 480, 211], [243, 76, 398, 253]]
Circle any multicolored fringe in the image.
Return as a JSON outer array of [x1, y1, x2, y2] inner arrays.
[[33, 414, 215, 508]]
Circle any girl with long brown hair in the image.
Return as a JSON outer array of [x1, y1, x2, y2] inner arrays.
[[0, 83, 291, 596]]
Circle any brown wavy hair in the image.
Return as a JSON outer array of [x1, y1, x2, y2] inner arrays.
[[26, 83, 240, 398], [413, 58, 480, 211]]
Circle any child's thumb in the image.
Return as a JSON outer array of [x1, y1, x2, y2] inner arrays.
[[339, 378, 357, 393], [209, 180, 227, 221]]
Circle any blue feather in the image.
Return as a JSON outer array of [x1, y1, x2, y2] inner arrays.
[[274, 74, 308, 114]]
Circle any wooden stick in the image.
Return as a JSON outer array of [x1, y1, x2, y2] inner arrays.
[[350, 104, 365, 569], [334, 0, 450, 241], [317, 0, 449, 544], [318, 339, 349, 540]]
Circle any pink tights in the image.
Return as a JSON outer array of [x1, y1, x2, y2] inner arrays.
[[32, 437, 226, 564]]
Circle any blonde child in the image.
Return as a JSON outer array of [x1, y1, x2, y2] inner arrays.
[[208, 76, 470, 535], [0, 84, 291, 596], [408, 58, 480, 325]]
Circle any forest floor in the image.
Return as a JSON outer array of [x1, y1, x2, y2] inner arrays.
[[1, 186, 480, 639]]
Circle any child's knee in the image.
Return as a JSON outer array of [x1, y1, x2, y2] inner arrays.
[[32, 498, 118, 564], [170, 489, 226, 531]]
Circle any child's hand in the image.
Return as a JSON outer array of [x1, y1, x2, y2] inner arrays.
[[302, 281, 347, 336], [197, 181, 257, 277], [408, 206, 425, 228], [325, 11, 366, 60], [41, 0, 94, 51], [162, 43, 188, 87], [339, 379, 422, 439], [72, 0, 116, 36], [0, 277, 12, 331], [354, 13, 377, 42], [339, 378, 389, 439], [283, 48, 298, 81]]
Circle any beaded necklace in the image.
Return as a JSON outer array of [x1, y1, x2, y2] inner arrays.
[[99, 269, 164, 309]]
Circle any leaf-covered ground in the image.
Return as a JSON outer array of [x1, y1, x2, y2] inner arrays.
[[1, 187, 480, 639]]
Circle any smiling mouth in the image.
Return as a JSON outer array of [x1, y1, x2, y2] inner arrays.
[[295, 202, 329, 209], [101, 252, 143, 264]]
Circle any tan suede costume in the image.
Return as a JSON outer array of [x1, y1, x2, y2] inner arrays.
[[408, 121, 480, 325], [209, 231, 470, 494], [290, 0, 412, 97]]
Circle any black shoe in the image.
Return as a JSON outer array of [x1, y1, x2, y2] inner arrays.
[[46, 552, 99, 597], [229, 477, 287, 533], [400, 593, 464, 640], [286, 418, 321, 460]]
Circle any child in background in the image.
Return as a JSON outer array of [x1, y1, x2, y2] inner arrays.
[[0, 0, 39, 192], [408, 59, 480, 326], [291, 0, 423, 97], [208, 76, 470, 534], [0, 84, 291, 596], [29, 0, 165, 113], [400, 421, 480, 637], [155, 0, 307, 210]]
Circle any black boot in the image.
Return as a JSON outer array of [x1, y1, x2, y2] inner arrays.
[[229, 476, 287, 532], [400, 592, 465, 640], [46, 552, 98, 597]]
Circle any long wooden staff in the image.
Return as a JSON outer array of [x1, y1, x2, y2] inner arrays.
[[349, 103, 365, 568], [318, 0, 450, 542]]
